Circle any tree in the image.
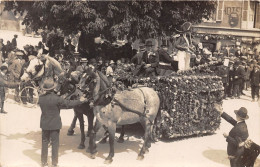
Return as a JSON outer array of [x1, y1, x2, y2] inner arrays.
[[3, 1, 216, 58]]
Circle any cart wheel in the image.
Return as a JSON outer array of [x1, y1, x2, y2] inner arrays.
[[19, 86, 39, 108]]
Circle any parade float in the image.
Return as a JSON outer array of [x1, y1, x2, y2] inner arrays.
[[114, 61, 224, 140]]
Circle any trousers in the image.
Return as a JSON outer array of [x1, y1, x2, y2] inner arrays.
[[41, 129, 60, 166], [251, 85, 259, 99]]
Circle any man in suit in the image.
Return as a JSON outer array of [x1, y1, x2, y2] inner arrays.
[[0, 65, 20, 113], [249, 65, 260, 101], [217, 65, 229, 99], [11, 34, 18, 49], [232, 61, 244, 99], [157, 41, 178, 75], [39, 79, 87, 167], [141, 40, 159, 77], [215, 104, 249, 167], [131, 43, 146, 76], [0, 66, 9, 113]]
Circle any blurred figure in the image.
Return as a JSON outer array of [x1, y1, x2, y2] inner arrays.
[[9, 51, 25, 102], [232, 61, 243, 99], [0, 66, 8, 113], [12, 34, 18, 49], [105, 60, 114, 83], [249, 65, 260, 102]]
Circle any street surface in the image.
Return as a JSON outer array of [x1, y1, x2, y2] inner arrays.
[[0, 30, 260, 167]]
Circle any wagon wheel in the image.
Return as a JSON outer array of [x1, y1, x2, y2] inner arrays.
[[19, 86, 39, 108]]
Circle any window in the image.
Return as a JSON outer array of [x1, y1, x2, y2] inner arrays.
[[216, 0, 224, 21], [242, 0, 248, 21]]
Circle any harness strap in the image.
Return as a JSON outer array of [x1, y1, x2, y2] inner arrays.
[[112, 88, 153, 124]]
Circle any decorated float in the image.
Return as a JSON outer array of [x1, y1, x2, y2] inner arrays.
[[113, 61, 224, 140]]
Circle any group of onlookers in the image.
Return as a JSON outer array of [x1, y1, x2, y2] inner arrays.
[[216, 46, 260, 101]]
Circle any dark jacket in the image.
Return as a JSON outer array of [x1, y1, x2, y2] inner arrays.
[[11, 38, 17, 48], [142, 51, 159, 68], [221, 112, 249, 156], [233, 66, 244, 85], [39, 92, 83, 130], [249, 70, 260, 86], [157, 49, 178, 72], [0, 73, 7, 97], [217, 66, 229, 84]]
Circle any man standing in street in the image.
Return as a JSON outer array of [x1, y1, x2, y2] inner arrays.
[[232, 61, 244, 99], [39, 79, 87, 167], [11, 34, 18, 49], [249, 65, 260, 102], [215, 104, 250, 167]]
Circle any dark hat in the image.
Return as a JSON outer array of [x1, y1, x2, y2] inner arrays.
[[0, 66, 8, 71], [145, 40, 153, 46], [89, 58, 97, 65], [14, 34, 18, 37], [234, 107, 249, 120], [161, 40, 168, 47], [176, 22, 192, 33], [42, 49, 49, 54], [40, 79, 57, 91]]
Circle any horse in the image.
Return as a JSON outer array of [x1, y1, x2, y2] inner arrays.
[[60, 70, 126, 149], [20, 52, 64, 84], [58, 71, 94, 149], [79, 68, 160, 164]]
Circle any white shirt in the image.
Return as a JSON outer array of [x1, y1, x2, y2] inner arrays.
[[106, 66, 113, 76]]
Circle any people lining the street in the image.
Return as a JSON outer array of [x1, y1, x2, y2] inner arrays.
[[249, 65, 260, 102]]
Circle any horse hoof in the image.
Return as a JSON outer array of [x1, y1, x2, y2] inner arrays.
[[86, 147, 90, 153], [99, 139, 107, 144], [104, 159, 113, 164], [67, 130, 74, 136], [117, 138, 124, 143], [90, 152, 98, 159], [78, 144, 85, 149], [137, 155, 144, 160]]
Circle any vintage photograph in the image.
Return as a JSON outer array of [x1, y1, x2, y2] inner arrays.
[[0, 0, 260, 167]]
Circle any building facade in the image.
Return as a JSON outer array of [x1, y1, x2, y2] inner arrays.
[[193, 0, 260, 54]]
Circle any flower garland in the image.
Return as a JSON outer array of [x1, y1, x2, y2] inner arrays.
[[114, 61, 223, 139]]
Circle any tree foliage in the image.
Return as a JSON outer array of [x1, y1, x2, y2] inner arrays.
[[4, 1, 216, 41]]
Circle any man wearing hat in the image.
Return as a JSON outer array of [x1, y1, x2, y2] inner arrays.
[[8, 51, 25, 102], [216, 104, 250, 167], [131, 43, 146, 76], [232, 61, 244, 99], [11, 34, 18, 49], [39, 78, 87, 167], [76, 58, 88, 73], [0, 65, 20, 113], [249, 65, 260, 102], [157, 41, 178, 75], [140, 40, 159, 77], [64, 39, 75, 54]]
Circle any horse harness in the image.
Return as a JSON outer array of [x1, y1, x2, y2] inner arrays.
[[86, 72, 153, 124]]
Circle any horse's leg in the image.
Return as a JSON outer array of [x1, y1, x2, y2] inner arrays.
[[77, 112, 86, 149], [104, 122, 116, 164], [99, 125, 109, 144], [117, 125, 125, 143], [85, 107, 94, 137], [67, 110, 77, 136], [88, 119, 102, 159], [137, 118, 151, 160]]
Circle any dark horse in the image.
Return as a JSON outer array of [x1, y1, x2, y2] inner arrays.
[[58, 71, 94, 149], [79, 68, 160, 164]]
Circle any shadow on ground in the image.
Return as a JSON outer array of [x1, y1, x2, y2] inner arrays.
[[5, 124, 145, 165]]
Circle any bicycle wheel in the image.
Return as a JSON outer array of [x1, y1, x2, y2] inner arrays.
[[19, 86, 39, 108]]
